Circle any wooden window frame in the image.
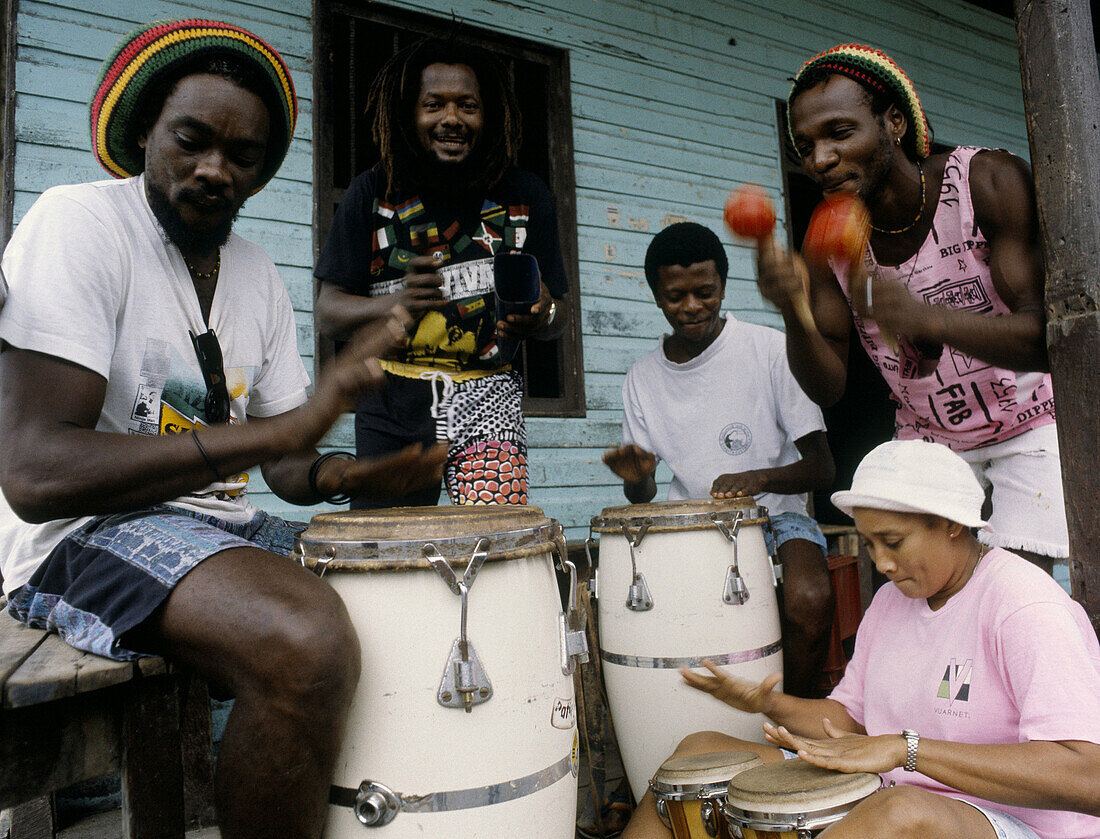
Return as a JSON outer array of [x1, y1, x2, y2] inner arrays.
[[1, 0, 16, 249], [312, 1, 585, 417]]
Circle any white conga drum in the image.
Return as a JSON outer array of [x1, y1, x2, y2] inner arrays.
[[296, 506, 585, 838], [723, 760, 882, 837], [650, 750, 763, 839], [591, 498, 783, 802]]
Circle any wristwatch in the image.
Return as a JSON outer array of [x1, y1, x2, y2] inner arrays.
[[902, 729, 920, 772]]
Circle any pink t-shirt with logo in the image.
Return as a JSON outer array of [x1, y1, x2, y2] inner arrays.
[[830, 548, 1100, 839], [833, 146, 1055, 450]]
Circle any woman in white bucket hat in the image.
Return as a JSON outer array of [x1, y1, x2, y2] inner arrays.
[[622, 441, 1100, 839]]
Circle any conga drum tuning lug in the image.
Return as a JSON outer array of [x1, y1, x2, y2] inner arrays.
[[653, 794, 671, 829], [354, 780, 399, 826], [700, 799, 720, 837], [627, 573, 653, 611], [559, 559, 591, 674], [723, 566, 750, 605], [438, 637, 493, 711]]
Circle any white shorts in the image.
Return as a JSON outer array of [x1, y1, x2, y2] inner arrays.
[[957, 424, 1068, 558]]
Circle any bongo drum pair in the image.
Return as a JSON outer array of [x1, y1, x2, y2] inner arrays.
[[295, 505, 588, 838], [590, 498, 784, 802]]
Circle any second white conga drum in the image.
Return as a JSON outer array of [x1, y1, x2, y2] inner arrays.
[[650, 750, 763, 838], [592, 498, 783, 802], [723, 760, 882, 837], [296, 506, 582, 838]]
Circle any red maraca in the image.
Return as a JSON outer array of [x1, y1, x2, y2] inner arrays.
[[724, 184, 815, 333], [724, 184, 776, 241], [803, 193, 870, 267]]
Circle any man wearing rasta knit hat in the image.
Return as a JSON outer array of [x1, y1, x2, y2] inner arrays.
[[755, 43, 1067, 574], [0, 19, 445, 838]]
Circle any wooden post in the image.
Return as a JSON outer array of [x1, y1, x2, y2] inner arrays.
[[1014, 0, 1100, 632]]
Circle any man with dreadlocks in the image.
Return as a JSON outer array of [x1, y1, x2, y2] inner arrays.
[[315, 38, 568, 508], [756, 44, 1066, 573], [0, 19, 445, 838]]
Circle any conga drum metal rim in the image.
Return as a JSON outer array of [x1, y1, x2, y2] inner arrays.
[[296, 505, 558, 571], [591, 498, 769, 534], [723, 761, 882, 833]]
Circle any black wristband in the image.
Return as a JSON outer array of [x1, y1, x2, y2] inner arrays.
[[191, 430, 221, 481], [309, 451, 357, 504]]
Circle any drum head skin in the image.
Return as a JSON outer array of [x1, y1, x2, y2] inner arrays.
[[652, 750, 763, 793], [725, 760, 881, 813], [297, 505, 555, 570], [592, 497, 768, 533]]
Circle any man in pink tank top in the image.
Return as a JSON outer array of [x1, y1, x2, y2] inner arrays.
[[755, 44, 1067, 573]]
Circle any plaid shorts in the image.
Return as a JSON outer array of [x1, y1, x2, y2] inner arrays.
[[7, 505, 305, 661]]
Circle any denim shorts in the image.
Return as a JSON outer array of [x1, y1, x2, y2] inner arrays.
[[7, 505, 305, 661], [765, 511, 827, 556]]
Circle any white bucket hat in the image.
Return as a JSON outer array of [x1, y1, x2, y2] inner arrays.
[[831, 440, 988, 528]]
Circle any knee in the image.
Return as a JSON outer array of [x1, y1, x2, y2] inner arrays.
[[673, 730, 757, 756], [252, 586, 362, 707], [781, 557, 834, 625], [842, 785, 937, 839]]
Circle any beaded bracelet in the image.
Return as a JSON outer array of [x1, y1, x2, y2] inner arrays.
[[309, 451, 357, 504], [191, 430, 221, 481]]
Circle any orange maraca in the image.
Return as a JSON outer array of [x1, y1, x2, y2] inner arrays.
[[803, 193, 870, 267], [724, 184, 776, 241]]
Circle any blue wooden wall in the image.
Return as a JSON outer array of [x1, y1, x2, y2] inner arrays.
[[7, 0, 1028, 538]]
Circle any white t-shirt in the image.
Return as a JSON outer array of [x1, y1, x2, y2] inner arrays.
[[830, 548, 1100, 839], [621, 313, 825, 516], [0, 176, 310, 595]]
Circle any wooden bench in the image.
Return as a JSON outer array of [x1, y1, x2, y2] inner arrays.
[[0, 613, 216, 838]]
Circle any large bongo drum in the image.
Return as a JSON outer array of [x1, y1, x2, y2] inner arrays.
[[651, 750, 763, 839], [296, 506, 587, 838], [591, 499, 783, 801], [723, 760, 882, 837]]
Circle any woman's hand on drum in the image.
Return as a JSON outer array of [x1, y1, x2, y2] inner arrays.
[[680, 659, 782, 716], [602, 444, 657, 484], [763, 718, 905, 775]]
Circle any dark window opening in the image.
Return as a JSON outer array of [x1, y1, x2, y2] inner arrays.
[[313, 3, 584, 416]]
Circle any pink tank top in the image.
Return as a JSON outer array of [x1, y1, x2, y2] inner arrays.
[[834, 146, 1055, 450]]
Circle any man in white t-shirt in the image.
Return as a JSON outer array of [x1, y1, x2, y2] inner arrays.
[[603, 222, 836, 697], [0, 21, 444, 839]]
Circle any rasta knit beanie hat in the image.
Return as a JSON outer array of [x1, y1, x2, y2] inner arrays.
[[787, 43, 931, 160], [90, 19, 297, 190]]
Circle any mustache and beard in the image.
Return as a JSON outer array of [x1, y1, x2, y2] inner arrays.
[[145, 179, 242, 255]]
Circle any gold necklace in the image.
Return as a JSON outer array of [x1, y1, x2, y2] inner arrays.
[[871, 161, 925, 235], [185, 251, 221, 281]]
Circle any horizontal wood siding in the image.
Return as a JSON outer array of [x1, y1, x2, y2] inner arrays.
[[9, 0, 1025, 540]]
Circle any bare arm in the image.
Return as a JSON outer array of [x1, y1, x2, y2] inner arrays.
[[681, 662, 864, 740], [756, 239, 852, 406], [602, 444, 657, 504], [768, 723, 1100, 817], [711, 429, 835, 498], [0, 316, 415, 522], [315, 255, 447, 342], [863, 151, 1048, 372]]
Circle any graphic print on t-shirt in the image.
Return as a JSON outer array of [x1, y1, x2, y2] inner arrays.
[[128, 339, 256, 494], [937, 657, 973, 707], [719, 422, 752, 456]]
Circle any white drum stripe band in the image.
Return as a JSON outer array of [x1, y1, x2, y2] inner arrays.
[[599, 639, 783, 669], [329, 753, 573, 814]]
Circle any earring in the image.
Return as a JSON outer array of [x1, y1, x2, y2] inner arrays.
[[895, 136, 902, 147]]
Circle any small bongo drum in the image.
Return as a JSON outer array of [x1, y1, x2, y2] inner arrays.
[[723, 760, 882, 838], [296, 506, 587, 838], [591, 498, 783, 802], [651, 751, 763, 839]]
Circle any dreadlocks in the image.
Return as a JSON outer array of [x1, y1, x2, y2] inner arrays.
[[366, 38, 521, 199]]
